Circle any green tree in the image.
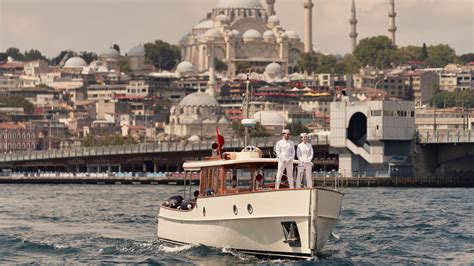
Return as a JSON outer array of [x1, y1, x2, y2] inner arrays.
[[298, 52, 319, 74], [118, 56, 131, 73], [82, 134, 137, 147], [427, 44, 458, 67], [286, 122, 310, 136], [112, 44, 120, 53], [50, 50, 76, 66], [316, 54, 337, 73], [0, 96, 34, 113], [231, 121, 269, 137], [144, 40, 181, 71], [354, 36, 397, 69], [214, 58, 228, 72], [5, 47, 24, 61], [397, 45, 421, 63], [459, 53, 474, 64], [23, 49, 47, 61], [420, 43, 428, 61], [79, 51, 98, 64], [335, 54, 361, 74], [0, 53, 7, 61], [235, 61, 252, 74]]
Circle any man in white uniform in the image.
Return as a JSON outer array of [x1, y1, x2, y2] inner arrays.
[[296, 133, 314, 188], [274, 129, 295, 189]]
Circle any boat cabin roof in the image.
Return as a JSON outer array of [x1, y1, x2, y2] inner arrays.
[[183, 158, 299, 171]]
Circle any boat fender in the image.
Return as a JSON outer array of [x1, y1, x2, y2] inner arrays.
[[166, 195, 183, 208], [179, 200, 194, 210]]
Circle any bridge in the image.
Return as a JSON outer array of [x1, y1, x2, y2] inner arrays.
[[417, 130, 474, 144], [0, 136, 336, 173]]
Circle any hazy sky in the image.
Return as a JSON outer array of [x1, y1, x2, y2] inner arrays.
[[0, 0, 472, 58]]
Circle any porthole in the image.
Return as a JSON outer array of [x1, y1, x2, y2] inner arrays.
[[247, 204, 253, 214], [203, 207, 206, 217], [233, 205, 238, 215]]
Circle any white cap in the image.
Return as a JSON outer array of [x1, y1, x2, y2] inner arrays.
[[300, 133, 308, 137], [282, 129, 290, 134]]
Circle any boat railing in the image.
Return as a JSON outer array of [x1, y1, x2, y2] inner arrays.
[[313, 170, 344, 192]]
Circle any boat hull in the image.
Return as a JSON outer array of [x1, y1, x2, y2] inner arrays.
[[157, 188, 343, 259]]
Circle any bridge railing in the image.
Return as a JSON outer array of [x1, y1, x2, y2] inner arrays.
[[0, 136, 330, 163], [417, 130, 473, 143]]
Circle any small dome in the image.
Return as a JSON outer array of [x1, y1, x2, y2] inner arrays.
[[232, 29, 241, 38], [215, 14, 230, 24], [265, 62, 283, 76], [216, 0, 263, 9], [253, 110, 284, 126], [204, 29, 224, 40], [243, 29, 262, 42], [188, 135, 201, 142], [194, 19, 214, 29], [179, 91, 219, 107], [97, 66, 109, 73], [263, 30, 275, 41], [100, 48, 120, 59], [268, 15, 280, 25], [176, 61, 194, 76], [128, 44, 145, 57], [63, 57, 88, 68], [286, 30, 300, 40]]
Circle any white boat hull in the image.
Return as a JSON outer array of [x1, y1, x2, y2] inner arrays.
[[157, 188, 343, 259]]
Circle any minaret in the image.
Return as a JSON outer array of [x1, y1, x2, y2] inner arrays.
[[349, 0, 358, 53], [388, 0, 397, 45], [304, 0, 314, 53], [206, 45, 216, 97], [266, 0, 275, 16]]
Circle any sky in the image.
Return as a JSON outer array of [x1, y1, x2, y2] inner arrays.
[[0, 0, 472, 58]]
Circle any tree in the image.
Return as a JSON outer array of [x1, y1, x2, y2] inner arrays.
[[335, 54, 361, 74], [316, 54, 337, 73], [427, 44, 458, 67], [459, 53, 474, 64], [50, 50, 76, 66], [397, 45, 421, 63], [118, 56, 131, 73], [286, 122, 310, 136], [5, 47, 24, 61], [231, 121, 269, 137], [82, 134, 137, 147], [112, 44, 120, 53], [354, 36, 398, 69], [23, 49, 47, 61], [235, 61, 252, 74], [214, 58, 228, 72], [79, 51, 98, 64], [298, 52, 319, 74], [420, 43, 428, 61], [0, 53, 7, 62], [144, 40, 181, 71], [0, 96, 34, 113]]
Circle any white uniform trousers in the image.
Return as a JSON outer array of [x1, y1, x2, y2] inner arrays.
[[276, 160, 294, 189], [296, 162, 313, 188]]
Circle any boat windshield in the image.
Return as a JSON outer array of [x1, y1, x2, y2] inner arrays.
[[198, 163, 279, 196]]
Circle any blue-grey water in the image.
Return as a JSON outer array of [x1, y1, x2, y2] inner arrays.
[[0, 185, 472, 264]]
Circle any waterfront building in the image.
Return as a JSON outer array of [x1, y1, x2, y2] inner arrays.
[[0, 122, 38, 152]]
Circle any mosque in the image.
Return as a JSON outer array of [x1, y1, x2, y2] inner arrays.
[[178, 0, 316, 77]]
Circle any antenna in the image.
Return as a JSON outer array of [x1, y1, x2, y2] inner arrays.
[[241, 72, 256, 147]]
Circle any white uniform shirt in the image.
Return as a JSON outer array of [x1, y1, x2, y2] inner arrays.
[[297, 142, 313, 163], [275, 139, 295, 162]]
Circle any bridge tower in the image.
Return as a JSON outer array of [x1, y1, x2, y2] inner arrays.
[[330, 100, 415, 177]]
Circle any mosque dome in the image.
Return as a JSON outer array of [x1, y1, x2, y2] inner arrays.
[[128, 44, 145, 57], [179, 91, 219, 107], [194, 19, 214, 29], [187, 135, 201, 142], [204, 29, 224, 40], [286, 30, 300, 40], [265, 62, 283, 76], [100, 48, 120, 59], [268, 15, 280, 25], [215, 14, 230, 24], [263, 30, 275, 41], [232, 29, 241, 38], [253, 110, 284, 126], [97, 66, 109, 73], [216, 0, 264, 9], [176, 61, 194, 76], [243, 29, 262, 42], [63, 57, 88, 68]]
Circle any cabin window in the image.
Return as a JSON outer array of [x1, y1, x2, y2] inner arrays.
[[200, 167, 222, 196], [225, 167, 254, 192]]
